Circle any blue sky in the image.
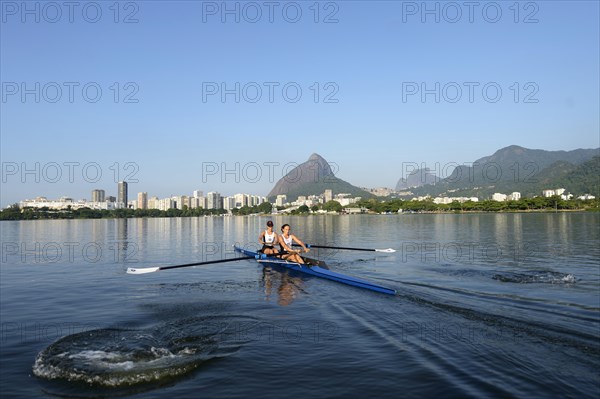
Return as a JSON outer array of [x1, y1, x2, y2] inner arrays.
[[1, 0, 599, 206]]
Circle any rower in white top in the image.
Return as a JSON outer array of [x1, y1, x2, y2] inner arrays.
[[259, 220, 279, 256], [278, 223, 309, 264]]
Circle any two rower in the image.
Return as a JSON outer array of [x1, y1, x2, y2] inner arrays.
[[258, 221, 310, 264]]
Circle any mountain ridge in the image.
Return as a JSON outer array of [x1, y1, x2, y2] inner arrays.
[[405, 145, 599, 198]]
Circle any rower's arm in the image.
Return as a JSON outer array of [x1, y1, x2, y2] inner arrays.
[[292, 235, 309, 252], [258, 231, 265, 245], [277, 235, 286, 250]]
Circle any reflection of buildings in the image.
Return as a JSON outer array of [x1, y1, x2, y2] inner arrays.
[[116, 218, 128, 261], [512, 213, 523, 244], [493, 213, 509, 251], [136, 217, 147, 259]]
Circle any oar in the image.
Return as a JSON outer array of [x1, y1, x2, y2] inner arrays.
[[127, 256, 256, 274], [294, 244, 396, 253]]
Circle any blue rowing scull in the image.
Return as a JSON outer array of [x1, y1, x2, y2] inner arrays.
[[234, 245, 396, 295]]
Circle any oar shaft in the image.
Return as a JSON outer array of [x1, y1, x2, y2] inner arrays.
[[159, 255, 255, 270], [314, 245, 375, 251], [128, 255, 257, 274], [293, 244, 395, 253], [296, 244, 374, 252]]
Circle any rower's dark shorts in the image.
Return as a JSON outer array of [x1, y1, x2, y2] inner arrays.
[[260, 245, 277, 253]]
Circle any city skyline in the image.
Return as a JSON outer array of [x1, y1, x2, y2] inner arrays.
[[3, 142, 599, 208], [14, 177, 592, 212]]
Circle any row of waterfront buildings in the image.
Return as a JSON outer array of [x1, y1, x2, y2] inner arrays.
[[414, 188, 595, 204], [274, 190, 360, 208], [15, 182, 596, 212], [18, 191, 353, 212], [17, 185, 360, 212], [18, 182, 267, 211]]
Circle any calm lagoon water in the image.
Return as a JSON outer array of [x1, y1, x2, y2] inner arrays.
[[1, 213, 599, 398]]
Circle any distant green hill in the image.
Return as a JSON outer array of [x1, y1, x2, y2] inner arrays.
[[267, 154, 372, 201], [560, 156, 600, 197], [407, 146, 599, 198]]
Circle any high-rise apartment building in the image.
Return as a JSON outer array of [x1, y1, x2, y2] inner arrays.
[[207, 192, 221, 209], [137, 192, 148, 209], [118, 181, 128, 207], [92, 189, 105, 202]]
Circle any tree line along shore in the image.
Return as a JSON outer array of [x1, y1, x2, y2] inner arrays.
[[1, 196, 598, 220]]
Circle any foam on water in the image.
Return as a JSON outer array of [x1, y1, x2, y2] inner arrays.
[[33, 332, 212, 387], [32, 316, 253, 390], [492, 271, 578, 284]]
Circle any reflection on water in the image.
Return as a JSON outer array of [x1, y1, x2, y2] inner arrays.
[[115, 218, 129, 263], [261, 267, 303, 306]]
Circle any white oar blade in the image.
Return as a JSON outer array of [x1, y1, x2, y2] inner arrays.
[[375, 248, 396, 253], [127, 267, 160, 274]]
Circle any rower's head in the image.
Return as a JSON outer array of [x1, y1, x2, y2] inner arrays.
[[281, 224, 290, 233], [267, 220, 273, 228]]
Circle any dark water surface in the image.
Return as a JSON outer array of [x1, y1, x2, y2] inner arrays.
[[1, 214, 599, 398]]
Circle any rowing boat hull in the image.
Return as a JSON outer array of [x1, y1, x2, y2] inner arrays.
[[234, 246, 396, 295]]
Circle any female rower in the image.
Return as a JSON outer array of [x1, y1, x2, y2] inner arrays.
[[278, 224, 309, 264], [259, 220, 279, 255]]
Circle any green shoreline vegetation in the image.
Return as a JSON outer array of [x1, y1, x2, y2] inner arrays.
[[350, 196, 599, 214], [1, 197, 598, 220]]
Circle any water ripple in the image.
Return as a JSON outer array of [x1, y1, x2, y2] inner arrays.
[[32, 315, 256, 395]]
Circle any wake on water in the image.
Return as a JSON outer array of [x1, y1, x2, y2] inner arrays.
[[492, 270, 577, 284]]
